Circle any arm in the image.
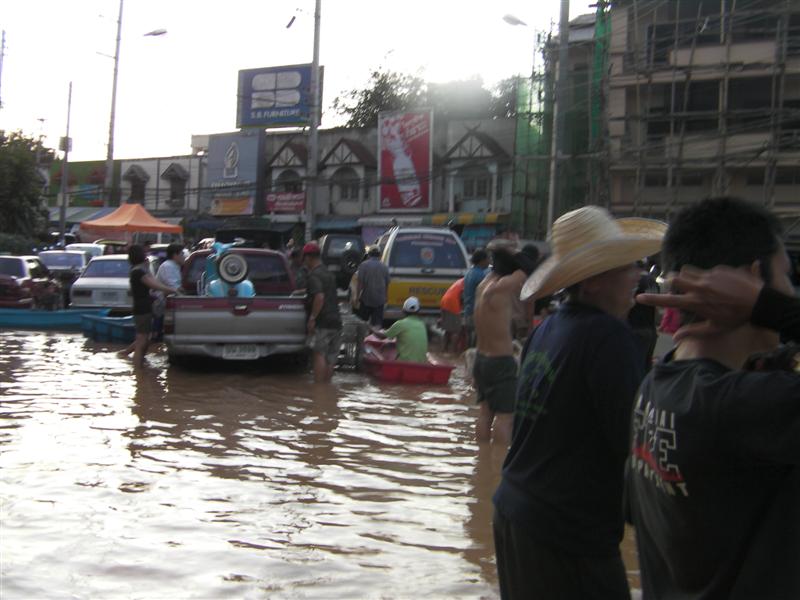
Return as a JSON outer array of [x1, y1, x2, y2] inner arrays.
[[307, 292, 324, 334], [142, 273, 177, 294]]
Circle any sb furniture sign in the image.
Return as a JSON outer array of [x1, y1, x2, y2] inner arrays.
[[378, 110, 433, 212], [266, 192, 306, 214], [237, 64, 323, 129]]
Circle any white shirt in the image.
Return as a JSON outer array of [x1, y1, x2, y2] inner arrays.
[[156, 259, 181, 290]]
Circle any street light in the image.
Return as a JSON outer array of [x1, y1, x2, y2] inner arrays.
[[102, 0, 167, 207]]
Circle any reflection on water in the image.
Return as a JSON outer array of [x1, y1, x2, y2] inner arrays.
[[0, 331, 639, 598]]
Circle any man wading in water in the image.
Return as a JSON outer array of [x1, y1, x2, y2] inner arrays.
[[472, 242, 538, 445]]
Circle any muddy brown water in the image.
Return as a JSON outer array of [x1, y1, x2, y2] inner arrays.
[[0, 330, 640, 598]]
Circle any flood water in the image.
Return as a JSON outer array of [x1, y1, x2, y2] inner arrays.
[[0, 330, 640, 598]]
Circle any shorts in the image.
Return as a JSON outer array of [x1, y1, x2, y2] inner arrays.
[[473, 353, 517, 414], [440, 309, 462, 333], [359, 304, 384, 328], [134, 313, 153, 334], [309, 327, 343, 366], [493, 507, 629, 600]]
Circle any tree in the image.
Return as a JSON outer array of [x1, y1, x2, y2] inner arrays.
[[0, 131, 51, 238], [332, 70, 426, 129], [333, 70, 520, 128]]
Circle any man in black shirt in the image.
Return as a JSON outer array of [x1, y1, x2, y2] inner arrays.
[[492, 206, 665, 599], [303, 242, 342, 383], [628, 197, 800, 599]]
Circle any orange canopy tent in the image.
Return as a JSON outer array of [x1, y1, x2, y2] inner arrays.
[[79, 203, 182, 239]]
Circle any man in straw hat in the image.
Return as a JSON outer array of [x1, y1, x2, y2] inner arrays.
[[472, 241, 539, 445], [626, 197, 799, 598], [492, 205, 665, 599]]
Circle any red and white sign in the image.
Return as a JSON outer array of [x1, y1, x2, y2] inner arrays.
[[378, 110, 433, 212], [266, 192, 306, 213]]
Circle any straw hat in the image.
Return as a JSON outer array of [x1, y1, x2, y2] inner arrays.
[[520, 206, 666, 301]]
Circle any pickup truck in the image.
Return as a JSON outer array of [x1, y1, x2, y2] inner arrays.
[[163, 248, 308, 363]]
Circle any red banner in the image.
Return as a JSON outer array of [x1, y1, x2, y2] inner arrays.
[[378, 110, 432, 212], [266, 192, 306, 213]]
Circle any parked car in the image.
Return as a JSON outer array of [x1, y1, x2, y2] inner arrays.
[[38, 250, 90, 307], [182, 248, 296, 296], [0, 255, 62, 309], [66, 243, 107, 259], [352, 227, 468, 321], [318, 234, 365, 290], [69, 254, 158, 312]]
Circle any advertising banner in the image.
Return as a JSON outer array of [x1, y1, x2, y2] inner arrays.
[[237, 64, 323, 129], [378, 110, 433, 212], [207, 131, 263, 216], [266, 192, 306, 214]]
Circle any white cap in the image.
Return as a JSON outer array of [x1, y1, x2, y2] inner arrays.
[[403, 296, 420, 314]]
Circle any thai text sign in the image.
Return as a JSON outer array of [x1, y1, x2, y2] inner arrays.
[[266, 192, 306, 214], [378, 110, 433, 212]]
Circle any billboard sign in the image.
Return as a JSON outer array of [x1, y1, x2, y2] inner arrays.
[[378, 110, 433, 212], [207, 131, 263, 216], [266, 192, 306, 214], [237, 64, 322, 129]]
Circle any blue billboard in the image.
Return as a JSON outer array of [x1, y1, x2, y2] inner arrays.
[[206, 131, 264, 216], [237, 64, 323, 129]]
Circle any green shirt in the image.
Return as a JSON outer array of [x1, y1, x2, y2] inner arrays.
[[385, 316, 428, 363]]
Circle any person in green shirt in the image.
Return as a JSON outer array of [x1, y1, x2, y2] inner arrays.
[[379, 296, 429, 363]]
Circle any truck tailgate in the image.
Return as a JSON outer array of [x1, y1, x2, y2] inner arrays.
[[164, 296, 307, 359]]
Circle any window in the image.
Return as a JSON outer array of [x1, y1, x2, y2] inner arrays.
[[775, 168, 800, 185], [81, 260, 130, 278], [169, 179, 186, 203], [276, 169, 302, 193], [331, 167, 359, 202], [461, 167, 491, 199], [0, 257, 25, 277], [389, 233, 467, 269], [130, 180, 145, 203]]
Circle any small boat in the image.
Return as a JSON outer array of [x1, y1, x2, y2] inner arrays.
[[81, 314, 135, 344], [361, 336, 455, 385], [0, 307, 110, 331]]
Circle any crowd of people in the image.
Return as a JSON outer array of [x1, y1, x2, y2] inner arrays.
[[118, 197, 800, 599]]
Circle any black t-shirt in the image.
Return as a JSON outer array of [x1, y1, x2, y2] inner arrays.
[[493, 302, 644, 556], [130, 265, 151, 315], [306, 264, 342, 330], [628, 354, 800, 599]]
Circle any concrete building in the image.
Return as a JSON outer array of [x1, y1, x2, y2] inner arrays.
[[605, 0, 800, 232]]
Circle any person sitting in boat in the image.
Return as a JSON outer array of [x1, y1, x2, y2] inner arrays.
[[374, 296, 428, 363]]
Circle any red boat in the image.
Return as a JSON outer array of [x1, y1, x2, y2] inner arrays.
[[361, 336, 455, 385]]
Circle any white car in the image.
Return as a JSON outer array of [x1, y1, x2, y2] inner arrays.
[[70, 254, 157, 311], [66, 243, 107, 259]]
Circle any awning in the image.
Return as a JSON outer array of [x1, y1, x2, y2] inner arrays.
[[315, 218, 360, 231], [421, 212, 508, 226], [357, 215, 423, 226]]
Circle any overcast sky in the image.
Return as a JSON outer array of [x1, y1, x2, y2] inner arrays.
[[0, 0, 593, 161]]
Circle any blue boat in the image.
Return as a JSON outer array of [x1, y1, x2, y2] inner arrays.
[[81, 314, 135, 344], [0, 308, 110, 331]]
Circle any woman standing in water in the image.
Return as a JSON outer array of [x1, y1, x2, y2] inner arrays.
[[117, 244, 178, 368]]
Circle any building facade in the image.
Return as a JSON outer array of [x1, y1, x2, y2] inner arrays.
[[605, 0, 800, 229]]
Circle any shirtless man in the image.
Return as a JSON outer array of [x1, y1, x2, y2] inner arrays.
[[473, 243, 538, 445]]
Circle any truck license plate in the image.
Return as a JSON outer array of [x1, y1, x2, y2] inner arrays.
[[222, 344, 259, 360]]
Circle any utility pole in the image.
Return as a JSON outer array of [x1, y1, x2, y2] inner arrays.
[[546, 0, 569, 237], [305, 0, 321, 242], [103, 0, 123, 207], [59, 82, 73, 247], [0, 30, 6, 109]]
